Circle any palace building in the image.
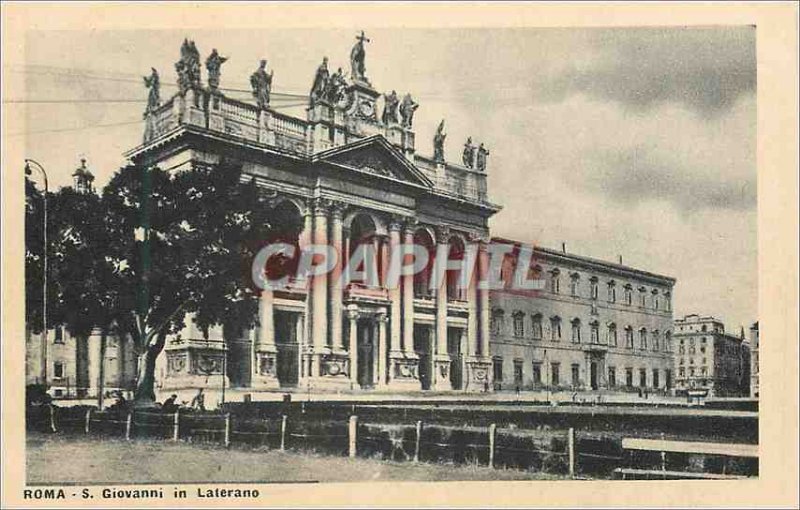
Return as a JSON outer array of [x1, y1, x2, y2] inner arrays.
[[26, 37, 678, 400]]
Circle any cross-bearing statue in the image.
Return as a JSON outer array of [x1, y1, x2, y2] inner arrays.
[[310, 57, 329, 105], [143, 68, 160, 114], [250, 59, 274, 110], [205, 48, 228, 92], [382, 90, 399, 125], [433, 119, 446, 163], [350, 30, 371, 84], [399, 93, 419, 129], [462, 137, 476, 168]]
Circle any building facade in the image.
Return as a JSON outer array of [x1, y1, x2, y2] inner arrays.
[[749, 321, 759, 398], [673, 314, 751, 397], [489, 242, 676, 393], [26, 38, 680, 401]]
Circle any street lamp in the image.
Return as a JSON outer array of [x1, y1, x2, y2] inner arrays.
[[25, 158, 49, 386]]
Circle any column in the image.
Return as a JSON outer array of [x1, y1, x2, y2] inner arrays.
[[300, 202, 313, 380], [478, 239, 491, 359], [329, 202, 345, 351], [311, 199, 329, 376], [402, 220, 416, 356], [388, 218, 403, 363], [376, 311, 388, 387], [117, 335, 127, 391], [433, 226, 451, 390], [379, 235, 389, 288], [86, 332, 102, 398], [296, 313, 305, 381], [258, 290, 276, 351], [466, 237, 479, 359], [347, 308, 359, 388]]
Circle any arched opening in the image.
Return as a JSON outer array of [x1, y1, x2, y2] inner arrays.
[[348, 213, 379, 287], [413, 229, 435, 298], [261, 200, 304, 285], [446, 235, 466, 301]]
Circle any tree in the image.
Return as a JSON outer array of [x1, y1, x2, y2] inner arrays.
[[100, 161, 293, 406]]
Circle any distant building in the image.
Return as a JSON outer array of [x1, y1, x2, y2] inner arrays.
[[490, 241, 676, 394], [749, 321, 759, 398], [673, 315, 751, 397]]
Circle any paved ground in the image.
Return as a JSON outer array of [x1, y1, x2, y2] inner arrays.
[[27, 433, 560, 485]]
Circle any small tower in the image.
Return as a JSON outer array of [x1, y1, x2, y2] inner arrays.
[[72, 158, 95, 194]]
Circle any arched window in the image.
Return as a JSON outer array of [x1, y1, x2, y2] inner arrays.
[[550, 316, 562, 341], [652, 330, 660, 351], [549, 268, 560, 294], [639, 328, 648, 350], [607, 280, 616, 303], [531, 313, 543, 340], [652, 289, 660, 310], [590, 320, 599, 344], [571, 318, 582, 344], [570, 272, 580, 297], [624, 284, 633, 305], [607, 323, 618, 347], [490, 309, 504, 336], [665, 331, 672, 352], [512, 311, 525, 338], [639, 287, 647, 307], [664, 291, 672, 311], [625, 326, 634, 349], [590, 277, 599, 300]]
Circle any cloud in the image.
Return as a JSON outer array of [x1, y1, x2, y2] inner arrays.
[[572, 145, 756, 213], [533, 27, 756, 117]]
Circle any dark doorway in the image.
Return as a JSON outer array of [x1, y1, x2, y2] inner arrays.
[[357, 319, 375, 388], [414, 325, 432, 390], [447, 328, 462, 390], [590, 361, 598, 390], [275, 311, 299, 387]]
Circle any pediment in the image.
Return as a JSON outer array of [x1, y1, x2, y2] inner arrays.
[[314, 135, 433, 188]]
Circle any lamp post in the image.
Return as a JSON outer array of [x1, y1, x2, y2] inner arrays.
[[25, 158, 49, 386]]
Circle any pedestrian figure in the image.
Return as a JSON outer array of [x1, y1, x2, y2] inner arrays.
[[162, 394, 179, 413], [190, 388, 206, 411]]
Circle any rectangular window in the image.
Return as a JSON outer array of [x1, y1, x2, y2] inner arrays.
[[570, 278, 579, 297], [532, 362, 542, 386], [551, 363, 560, 386], [625, 288, 632, 305], [608, 285, 616, 303], [625, 368, 634, 388], [626, 329, 634, 349], [679, 367, 685, 378], [639, 368, 647, 387], [639, 330, 647, 350], [590, 324, 599, 344], [652, 332, 659, 351], [571, 364, 580, 387], [666, 369, 672, 389], [54, 361, 64, 378], [608, 327, 618, 347], [514, 360, 523, 386], [550, 274, 560, 294], [54, 327, 64, 344], [640, 292, 646, 307], [591, 282, 598, 300], [653, 369, 660, 388], [608, 367, 616, 387], [493, 358, 503, 384]]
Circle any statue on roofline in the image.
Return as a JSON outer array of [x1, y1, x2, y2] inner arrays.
[[205, 48, 228, 92], [462, 137, 476, 168], [382, 90, 399, 125], [399, 93, 418, 129], [476, 143, 490, 172], [326, 67, 348, 105], [250, 59, 274, 110], [350, 30, 370, 84], [143, 68, 160, 114], [310, 57, 329, 105], [433, 119, 446, 163]]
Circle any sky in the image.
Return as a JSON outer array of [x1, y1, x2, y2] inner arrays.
[[16, 27, 757, 333]]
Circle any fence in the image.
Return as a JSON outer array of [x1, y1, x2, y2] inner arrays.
[[27, 405, 756, 479]]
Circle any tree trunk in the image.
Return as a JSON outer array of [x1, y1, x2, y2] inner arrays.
[[133, 330, 167, 407], [96, 328, 107, 409]]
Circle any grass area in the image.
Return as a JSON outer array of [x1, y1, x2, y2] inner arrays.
[[27, 433, 562, 484]]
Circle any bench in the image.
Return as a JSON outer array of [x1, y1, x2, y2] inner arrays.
[[613, 437, 758, 480]]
